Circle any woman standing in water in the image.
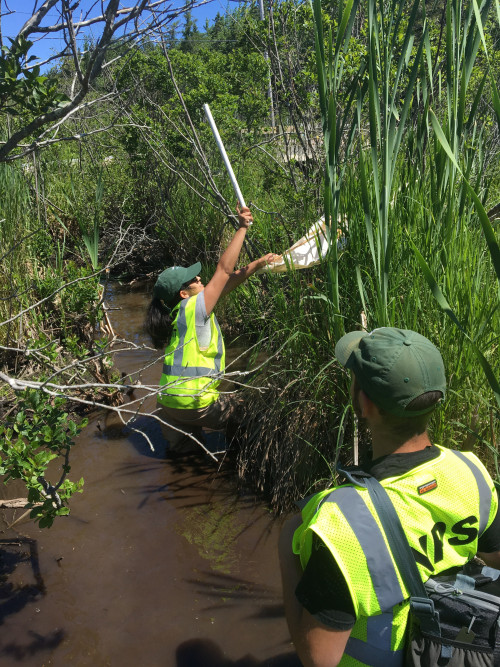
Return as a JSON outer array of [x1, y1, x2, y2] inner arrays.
[[145, 205, 275, 453]]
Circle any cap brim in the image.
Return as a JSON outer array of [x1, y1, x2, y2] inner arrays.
[[335, 330, 369, 367], [184, 261, 202, 282]]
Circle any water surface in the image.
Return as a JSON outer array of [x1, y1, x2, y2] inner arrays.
[[0, 283, 299, 667]]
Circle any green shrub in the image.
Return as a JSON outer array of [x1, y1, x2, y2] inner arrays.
[[0, 389, 85, 528]]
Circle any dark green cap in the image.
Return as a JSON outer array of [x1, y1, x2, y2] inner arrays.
[[335, 327, 446, 416], [153, 262, 201, 306]]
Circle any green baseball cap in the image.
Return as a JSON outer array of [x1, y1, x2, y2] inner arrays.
[[335, 327, 446, 416], [153, 262, 201, 306]]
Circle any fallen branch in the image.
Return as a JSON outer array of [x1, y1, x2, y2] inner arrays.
[[0, 498, 42, 509]]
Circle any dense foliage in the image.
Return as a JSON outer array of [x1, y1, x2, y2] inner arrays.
[[0, 0, 499, 521]]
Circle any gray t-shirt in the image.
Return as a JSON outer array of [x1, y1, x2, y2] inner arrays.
[[193, 292, 212, 349]]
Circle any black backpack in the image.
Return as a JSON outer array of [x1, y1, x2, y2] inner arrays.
[[360, 472, 500, 666], [405, 562, 500, 666]]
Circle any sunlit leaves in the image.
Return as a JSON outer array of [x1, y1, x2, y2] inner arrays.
[[0, 36, 69, 118], [0, 389, 86, 528]]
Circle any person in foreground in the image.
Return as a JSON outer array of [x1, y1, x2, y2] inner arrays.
[[145, 205, 275, 453], [279, 327, 500, 667]]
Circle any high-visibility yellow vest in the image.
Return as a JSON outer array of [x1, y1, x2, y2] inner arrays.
[[157, 293, 225, 410], [293, 446, 498, 667]]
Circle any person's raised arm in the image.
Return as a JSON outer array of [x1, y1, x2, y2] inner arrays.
[[221, 252, 276, 297], [202, 205, 253, 315]]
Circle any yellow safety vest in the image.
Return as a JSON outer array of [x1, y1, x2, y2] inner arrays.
[[157, 293, 225, 410], [293, 446, 498, 667]]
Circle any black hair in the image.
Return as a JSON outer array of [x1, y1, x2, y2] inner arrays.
[[144, 297, 179, 349], [404, 391, 443, 413]]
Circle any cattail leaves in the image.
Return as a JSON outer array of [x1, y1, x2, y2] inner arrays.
[[312, 0, 498, 432], [418, 0, 500, 415], [356, 0, 428, 325], [61, 173, 103, 270], [429, 109, 500, 285], [412, 240, 500, 410], [312, 0, 362, 339], [312, 0, 327, 122], [472, 0, 500, 129]]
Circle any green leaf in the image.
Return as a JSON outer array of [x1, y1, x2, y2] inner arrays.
[[429, 109, 500, 284], [411, 239, 500, 409], [38, 515, 54, 528], [463, 184, 500, 285], [429, 108, 459, 168]]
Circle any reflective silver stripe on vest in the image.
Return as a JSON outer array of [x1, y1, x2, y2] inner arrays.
[[172, 299, 188, 370], [344, 612, 400, 665], [195, 292, 204, 320], [162, 364, 220, 377], [166, 296, 224, 377], [213, 313, 223, 371], [367, 612, 393, 651], [452, 450, 492, 534], [345, 612, 402, 665], [322, 486, 404, 611]]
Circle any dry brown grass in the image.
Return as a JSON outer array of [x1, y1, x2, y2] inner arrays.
[[234, 366, 359, 512]]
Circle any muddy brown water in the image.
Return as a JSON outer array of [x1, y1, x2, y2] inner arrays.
[[0, 284, 300, 667]]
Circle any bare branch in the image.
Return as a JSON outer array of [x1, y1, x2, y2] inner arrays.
[[0, 336, 286, 463], [18, 0, 61, 38], [0, 0, 215, 162]]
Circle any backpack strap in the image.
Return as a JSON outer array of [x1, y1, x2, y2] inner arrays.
[[362, 476, 442, 638], [337, 464, 441, 638]]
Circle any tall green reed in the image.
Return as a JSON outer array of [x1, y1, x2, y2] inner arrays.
[[311, 0, 498, 456], [0, 162, 37, 342], [56, 172, 104, 270], [0, 162, 35, 262], [74, 172, 103, 270], [312, 0, 432, 330], [312, 0, 364, 339], [412, 0, 500, 410], [359, 0, 429, 327]]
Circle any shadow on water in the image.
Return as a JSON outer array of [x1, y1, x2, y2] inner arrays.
[[0, 630, 66, 662], [98, 412, 239, 509], [187, 569, 280, 603], [101, 412, 167, 455], [116, 413, 270, 517], [176, 639, 301, 667], [0, 538, 45, 622], [0, 538, 66, 661]]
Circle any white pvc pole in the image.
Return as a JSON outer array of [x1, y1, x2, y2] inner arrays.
[[203, 103, 247, 208]]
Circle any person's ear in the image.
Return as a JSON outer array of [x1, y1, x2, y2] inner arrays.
[[179, 288, 190, 300], [359, 389, 380, 420]]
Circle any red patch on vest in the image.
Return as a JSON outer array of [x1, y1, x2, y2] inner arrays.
[[418, 479, 437, 495]]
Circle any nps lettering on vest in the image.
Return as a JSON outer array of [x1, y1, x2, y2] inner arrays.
[[293, 447, 498, 667], [157, 293, 225, 410]]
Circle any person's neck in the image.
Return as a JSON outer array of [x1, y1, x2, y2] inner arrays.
[[370, 429, 432, 460]]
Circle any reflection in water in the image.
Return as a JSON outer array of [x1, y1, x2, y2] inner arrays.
[[178, 502, 241, 574], [0, 283, 297, 666]]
